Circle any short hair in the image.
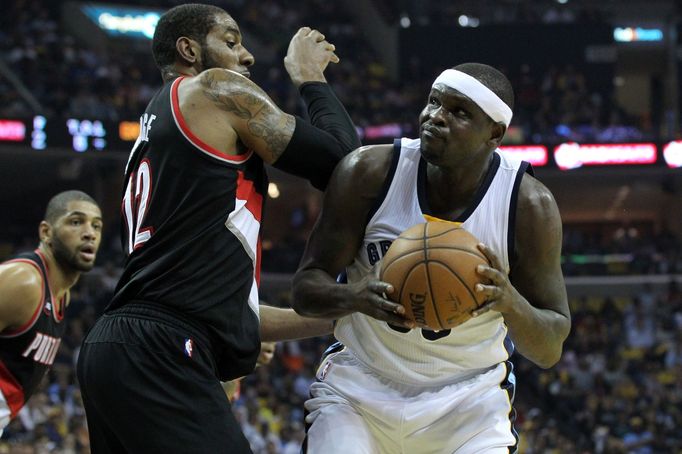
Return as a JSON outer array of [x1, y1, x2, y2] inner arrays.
[[44, 190, 98, 224], [453, 63, 515, 111], [152, 3, 226, 70]]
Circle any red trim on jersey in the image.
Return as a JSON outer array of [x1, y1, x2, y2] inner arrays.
[[170, 77, 253, 164], [0, 259, 44, 338], [35, 250, 64, 323], [0, 360, 25, 419], [255, 237, 262, 286], [236, 171, 263, 222]]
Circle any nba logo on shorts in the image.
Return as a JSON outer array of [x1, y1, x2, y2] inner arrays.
[[184, 338, 193, 358], [318, 361, 332, 381]]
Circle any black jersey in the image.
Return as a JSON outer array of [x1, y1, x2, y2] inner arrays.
[[0, 250, 66, 421], [110, 76, 266, 381]]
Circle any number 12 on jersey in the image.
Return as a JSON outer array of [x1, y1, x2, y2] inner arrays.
[[122, 158, 154, 254]]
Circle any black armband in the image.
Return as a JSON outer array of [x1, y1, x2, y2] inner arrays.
[[299, 82, 361, 153], [274, 117, 346, 191]]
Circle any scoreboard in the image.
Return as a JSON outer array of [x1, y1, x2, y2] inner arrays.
[[0, 117, 119, 152], [1, 116, 682, 170]]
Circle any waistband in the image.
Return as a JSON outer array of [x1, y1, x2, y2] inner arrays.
[[105, 300, 213, 354]]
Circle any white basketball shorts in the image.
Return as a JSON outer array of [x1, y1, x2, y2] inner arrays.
[[304, 345, 517, 454]]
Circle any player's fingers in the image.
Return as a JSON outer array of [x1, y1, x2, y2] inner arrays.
[[477, 243, 502, 270], [370, 294, 404, 315], [474, 283, 500, 299], [372, 308, 415, 328], [367, 279, 394, 295], [297, 26, 312, 37], [471, 301, 495, 317], [476, 264, 503, 284], [329, 52, 340, 64], [308, 29, 326, 42]]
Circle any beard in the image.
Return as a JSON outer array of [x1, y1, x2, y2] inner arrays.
[[200, 44, 221, 71], [51, 234, 94, 273]]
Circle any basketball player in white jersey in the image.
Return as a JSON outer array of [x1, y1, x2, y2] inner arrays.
[[292, 63, 570, 453]]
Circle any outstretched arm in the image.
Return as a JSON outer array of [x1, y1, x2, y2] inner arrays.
[[259, 305, 333, 342], [285, 27, 361, 157], [474, 175, 570, 368], [189, 28, 358, 190]]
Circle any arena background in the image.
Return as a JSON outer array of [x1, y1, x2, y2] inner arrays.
[[1, 0, 681, 452]]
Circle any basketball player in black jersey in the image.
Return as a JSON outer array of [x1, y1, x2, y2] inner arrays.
[[77, 4, 362, 453], [0, 190, 101, 435]]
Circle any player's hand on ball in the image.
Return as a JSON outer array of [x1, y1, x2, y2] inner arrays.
[[347, 271, 415, 329], [473, 243, 522, 317]]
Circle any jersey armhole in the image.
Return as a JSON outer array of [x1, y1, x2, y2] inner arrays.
[[507, 161, 532, 267], [170, 76, 253, 165], [364, 139, 402, 226]]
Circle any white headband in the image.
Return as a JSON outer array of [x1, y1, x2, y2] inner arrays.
[[432, 69, 513, 126]]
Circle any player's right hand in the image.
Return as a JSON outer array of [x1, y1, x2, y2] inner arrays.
[[345, 276, 415, 329], [284, 27, 339, 87]]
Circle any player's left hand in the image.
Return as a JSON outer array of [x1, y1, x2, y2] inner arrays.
[[472, 243, 522, 317], [284, 27, 339, 87]]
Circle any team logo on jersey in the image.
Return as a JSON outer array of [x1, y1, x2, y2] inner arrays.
[[184, 338, 193, 358]]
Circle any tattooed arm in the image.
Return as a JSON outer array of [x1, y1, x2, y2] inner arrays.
[[176, 67, 357, 189], [198, 68, 296, 164]]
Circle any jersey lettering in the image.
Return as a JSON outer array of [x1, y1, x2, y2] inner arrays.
[[139, 113, 156, 142], [21, 332, 61, 365], [125, 113, 155, 175], [367, 240, 393, 266], [123, 159, 154, 253]]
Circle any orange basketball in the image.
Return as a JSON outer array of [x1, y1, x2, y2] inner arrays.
[[379, 221, 490, 331]]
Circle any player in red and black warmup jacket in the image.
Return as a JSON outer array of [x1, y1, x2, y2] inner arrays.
[[77, 4, 354, 453], [0, 191, 102, 435]]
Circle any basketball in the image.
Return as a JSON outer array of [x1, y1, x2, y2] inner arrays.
[[379, 221, 490, 331]]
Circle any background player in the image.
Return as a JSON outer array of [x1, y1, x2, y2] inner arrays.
[[293, 63, 571, 453], [77, 4, 358, 453], [0, 190, 101, 435]]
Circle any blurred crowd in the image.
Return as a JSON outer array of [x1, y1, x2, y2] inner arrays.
[[517, 281, 682, 453], [0, 0, 646, 144]]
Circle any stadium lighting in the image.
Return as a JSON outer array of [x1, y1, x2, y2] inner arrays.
[[613, 27, 663, 42], [554, 142, 657, 170], [400, 15, 411, 28], [268, 183, 280, 199], [82, 5, 163, 39], [663, 141, 682, 168]]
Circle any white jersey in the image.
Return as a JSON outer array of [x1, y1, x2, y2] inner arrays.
[[335, 137, 531, 386]]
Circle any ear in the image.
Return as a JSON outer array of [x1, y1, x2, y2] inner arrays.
[[487, 122, 506, 148], [176, 36, 202, 67], [39, 221, 52, 245]]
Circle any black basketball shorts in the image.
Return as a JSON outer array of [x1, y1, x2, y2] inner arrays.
[[76, 303, 253, 453]]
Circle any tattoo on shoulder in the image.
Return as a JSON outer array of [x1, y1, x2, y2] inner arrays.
[[200, 71, 295, 160]]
